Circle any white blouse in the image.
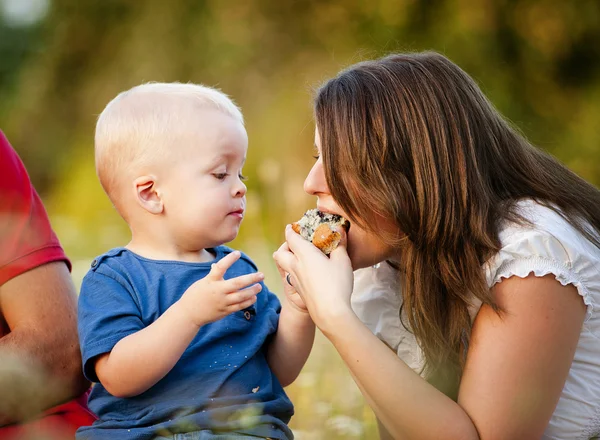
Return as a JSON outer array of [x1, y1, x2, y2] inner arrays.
[[351, 200, 600, 439]]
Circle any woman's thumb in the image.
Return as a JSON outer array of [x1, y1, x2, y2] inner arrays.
[[329, 227, 350, 263]]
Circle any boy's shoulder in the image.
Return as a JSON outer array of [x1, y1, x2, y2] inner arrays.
[[88, 247, 130, 270], [84, 247, 140, 282], [218, 245, 258, 272], [79, 248, 140, 299]]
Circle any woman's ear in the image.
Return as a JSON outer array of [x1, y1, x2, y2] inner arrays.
[[133, 175, 163, 214]]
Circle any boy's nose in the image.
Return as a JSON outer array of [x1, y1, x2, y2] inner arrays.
[[233, 179, 247, 197]]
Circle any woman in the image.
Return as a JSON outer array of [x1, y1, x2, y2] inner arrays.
[[273, 52, 600, 439]]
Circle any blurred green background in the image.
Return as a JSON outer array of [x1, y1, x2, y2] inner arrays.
[[1, 0, 599, 438]]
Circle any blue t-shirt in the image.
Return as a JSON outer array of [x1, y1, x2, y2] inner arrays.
[[76, 246, 294, 440]]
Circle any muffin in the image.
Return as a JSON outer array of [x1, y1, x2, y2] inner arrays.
[[291, 209, 349, 255]]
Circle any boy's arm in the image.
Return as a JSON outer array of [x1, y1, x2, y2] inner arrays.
[[266, 297, 315, 388], [94, 300, 199, 398]]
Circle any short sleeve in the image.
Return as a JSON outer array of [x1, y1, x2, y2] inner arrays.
[[78, 270, 145, 382], [485, 227, 594, 322], [0, 131, 70, 285]]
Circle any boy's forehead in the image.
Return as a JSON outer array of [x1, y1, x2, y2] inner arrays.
[[205, 150, 247, 166], [185, 110, 247, 144], [191, 109, 246, 137]]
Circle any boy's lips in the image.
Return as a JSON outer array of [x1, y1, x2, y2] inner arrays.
[[228, 209, 244, 218]]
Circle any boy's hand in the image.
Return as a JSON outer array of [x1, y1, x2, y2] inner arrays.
[[178, 251, 263, 328]]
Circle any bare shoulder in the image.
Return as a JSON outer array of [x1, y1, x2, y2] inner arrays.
[[458, 274, 586, 438]]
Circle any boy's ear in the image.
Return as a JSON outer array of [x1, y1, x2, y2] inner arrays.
[[133, 175, 163, 214]]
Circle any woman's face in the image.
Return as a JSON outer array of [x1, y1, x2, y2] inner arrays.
[[304, 128, 398, 270]]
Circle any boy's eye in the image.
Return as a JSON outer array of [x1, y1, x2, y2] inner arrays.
[[213, 173, 228, 180], [239, 174, 248, 181]]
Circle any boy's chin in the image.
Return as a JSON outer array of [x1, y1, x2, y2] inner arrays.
[[217, 230, 241, 246], [188, 232, 239, 250]]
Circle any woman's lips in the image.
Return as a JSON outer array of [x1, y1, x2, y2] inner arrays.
[[316, 205, 338, 216], [317, 205, 350, 231]]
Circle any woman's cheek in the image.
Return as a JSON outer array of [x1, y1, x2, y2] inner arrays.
[[347, 227, 389, 270]]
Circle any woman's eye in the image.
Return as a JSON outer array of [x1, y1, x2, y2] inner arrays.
[[213, 173, 228, 180], [239, 174, 248, 181], [312, 155, 320, 160]]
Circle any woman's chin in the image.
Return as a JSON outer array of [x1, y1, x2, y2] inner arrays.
[[346, 232, 395, 270], [347, 243, 386, 270]]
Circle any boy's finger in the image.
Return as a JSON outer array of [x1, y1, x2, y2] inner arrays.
[[222, 272, 264, 292], [229, 295, 258, 312], [225, 284, 261, 306], [209, 251, 242, 280]]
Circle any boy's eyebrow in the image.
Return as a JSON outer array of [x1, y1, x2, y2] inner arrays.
[[207, 154, 246, 167]]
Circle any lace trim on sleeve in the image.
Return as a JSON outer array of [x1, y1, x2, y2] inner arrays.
[[492, 256, 593, 322]]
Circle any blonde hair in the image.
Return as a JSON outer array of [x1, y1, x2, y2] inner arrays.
[[95, 82, 244, 214]]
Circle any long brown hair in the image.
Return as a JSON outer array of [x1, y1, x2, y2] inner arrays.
[[314, 51, 600, 398]]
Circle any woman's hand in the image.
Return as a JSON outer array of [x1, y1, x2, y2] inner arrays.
[[273, 254, 309, 314], [272, 225, 355, 331]]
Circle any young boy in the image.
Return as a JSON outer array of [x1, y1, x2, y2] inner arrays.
[[76, 83, 315, 440]]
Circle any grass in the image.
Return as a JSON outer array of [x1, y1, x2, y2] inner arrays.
[[286, 332, 379, 439]]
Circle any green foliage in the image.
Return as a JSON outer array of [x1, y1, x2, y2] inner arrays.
[[1, 0, 599, 258]]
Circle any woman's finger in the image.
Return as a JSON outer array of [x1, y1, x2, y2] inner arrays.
[[284, 224, 327, 260], [329, 227, 351, 264], [274, 240, 291, 257], [274, 259, 287, 280], [273, 242, 290, 277], [272, 244, 297, 275]]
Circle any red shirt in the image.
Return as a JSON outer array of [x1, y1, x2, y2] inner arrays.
[[0, 131, 96, 438]]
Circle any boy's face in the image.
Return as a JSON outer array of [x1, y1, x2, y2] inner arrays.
[[160, 109, 248, 251]]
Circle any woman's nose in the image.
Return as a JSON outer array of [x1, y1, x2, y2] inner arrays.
[[304, 159, 327, 195]]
